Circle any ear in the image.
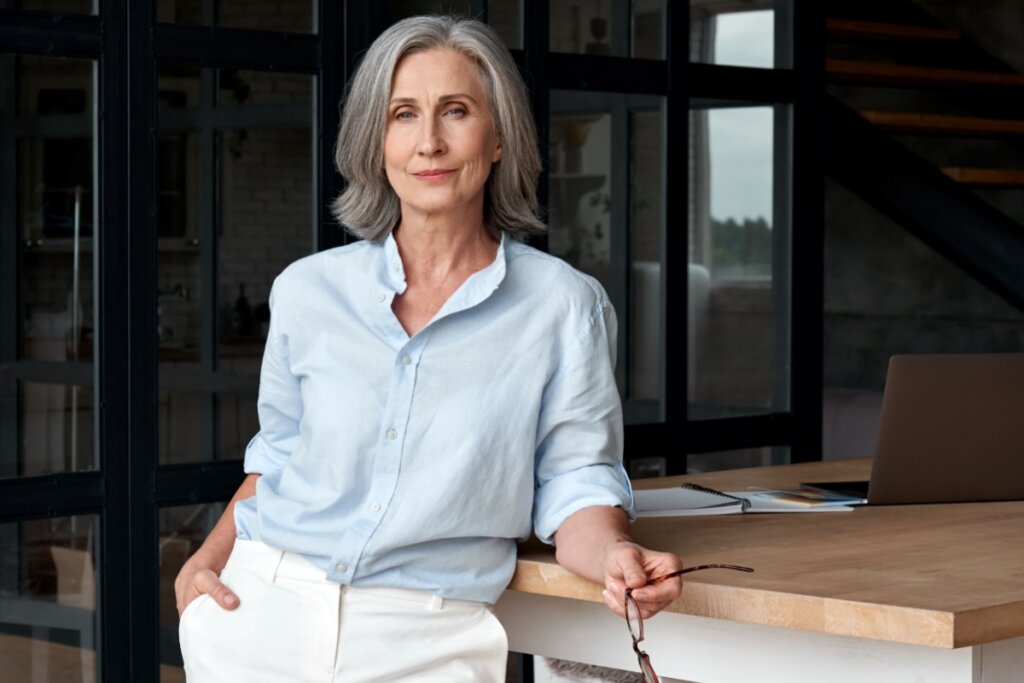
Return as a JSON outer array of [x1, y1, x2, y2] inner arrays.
[[492, 139, 502, 163]]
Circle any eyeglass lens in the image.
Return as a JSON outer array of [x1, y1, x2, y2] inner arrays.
[[627, 563, 753, 682], [626, 595, 643, 641], [638, 654, 659, 683]]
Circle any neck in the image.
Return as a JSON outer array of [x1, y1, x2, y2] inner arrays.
[[393, 218, 498, 287]]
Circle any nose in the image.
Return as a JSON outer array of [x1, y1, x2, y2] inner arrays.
[[416, 116, 446, 157]]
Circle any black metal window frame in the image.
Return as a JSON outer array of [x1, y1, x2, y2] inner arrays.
[[0, 2, 350, 679], [0, 1, 824, 679], [534, 2, 824, 473]]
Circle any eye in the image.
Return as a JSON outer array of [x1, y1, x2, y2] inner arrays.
[[443, 105, 467, 117], [393, 109, 415, 121]]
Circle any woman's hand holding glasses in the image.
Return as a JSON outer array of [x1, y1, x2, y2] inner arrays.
[[619, 563, 755, 683], [599, 541, 687, 621]]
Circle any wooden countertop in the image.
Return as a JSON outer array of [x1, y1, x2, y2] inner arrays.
[[510, 459, 1024, 648]]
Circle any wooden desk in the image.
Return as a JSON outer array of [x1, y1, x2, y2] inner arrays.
[[495, 459, 1024, 683]]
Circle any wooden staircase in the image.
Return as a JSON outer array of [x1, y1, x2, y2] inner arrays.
[[826, 3, 1024, 190], [940, 168, 1024, 187], [858, 112, 1024, 138], [827, 59, 1024, 89], [826, 18, 960, 43]]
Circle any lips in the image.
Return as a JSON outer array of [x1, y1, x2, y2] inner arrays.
[[413, 168, 456, 178]]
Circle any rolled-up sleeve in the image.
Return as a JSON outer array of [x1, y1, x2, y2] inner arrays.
[[243, 281, 302, 475], [533, 300, 636, 544]]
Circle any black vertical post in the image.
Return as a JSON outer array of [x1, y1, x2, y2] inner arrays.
[[318, 0, 346, 251], [126, 0, 160, 679], [663, 0, 690, 475], [200, 68, 219, 457], [523, 0, 549, 254], [329, 0, 386, 249], [0, 55, 18, 474], [519, 5, 548, 677], [96, 0, 130, 679], [789, 0, 825, 463]]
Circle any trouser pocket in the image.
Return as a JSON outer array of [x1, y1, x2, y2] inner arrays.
[[179, 563, 340, 682]]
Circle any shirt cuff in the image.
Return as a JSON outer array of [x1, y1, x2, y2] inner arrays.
[[533, 463, 636, 545], [242, 432, 289, 475]]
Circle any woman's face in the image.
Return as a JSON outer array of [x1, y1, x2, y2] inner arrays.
[[384, 48, 502, 227]]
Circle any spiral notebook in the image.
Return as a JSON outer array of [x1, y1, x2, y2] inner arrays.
[[634, 483, 855, 517]]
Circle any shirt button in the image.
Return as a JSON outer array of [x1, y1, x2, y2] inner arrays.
[[401, 355, 411, 366], [336, 562, 347, 573], [377, 293, 386, 303], [370, 502, 381, 512], [387, 428, 398, 440]]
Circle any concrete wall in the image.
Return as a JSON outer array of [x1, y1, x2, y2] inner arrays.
[[824, 180, 1024, 391]]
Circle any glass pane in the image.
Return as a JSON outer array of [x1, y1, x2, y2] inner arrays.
[[547, 110, 612, 283], [13, 56, 95, 364], [690, 0, 791, 69], [551, 0, 664, 58], [2, 55, 97, 479], [629, 109, 664, 422], [0, 0, 94, 12], [633, 0, 664, 59], [549, 91, 666, 424], [12, 381, 95, 477], [688, 102, 791, 419], [158, 390, 209, 464], [155, 0, 315, 33], [687, 446, 789, 472], [156, 65, 313, 464], [387, 1, 479, 22], [157, 65, 202, 372], [386, 1, 521, 49], [216, 390, 259, 461], [215, 69, 312, 107], [0, 515, 99, 682], [488, 0, 522, 50], [157, 503, 225, 683]]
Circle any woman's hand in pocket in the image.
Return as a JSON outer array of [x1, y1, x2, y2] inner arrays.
[[175, 552, 239, 617]]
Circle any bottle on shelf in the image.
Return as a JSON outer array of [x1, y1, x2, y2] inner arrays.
[[234, 283, 253, 337]]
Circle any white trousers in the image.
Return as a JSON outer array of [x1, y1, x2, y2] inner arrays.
[[179, 539, 508, 682]]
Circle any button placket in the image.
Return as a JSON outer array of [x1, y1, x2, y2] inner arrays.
[[338, 335, 422, 586]]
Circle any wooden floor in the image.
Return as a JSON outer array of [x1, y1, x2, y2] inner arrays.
[[0, 634, 185, 683]]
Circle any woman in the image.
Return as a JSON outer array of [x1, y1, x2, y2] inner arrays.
[[175, 15, 682, 682]]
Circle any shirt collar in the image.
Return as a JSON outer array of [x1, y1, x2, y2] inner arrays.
[[380, 231, 508, 312], [382, 231, 408, 293]]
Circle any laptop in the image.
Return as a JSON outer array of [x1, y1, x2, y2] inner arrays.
[[811, 353, 1024, 505]]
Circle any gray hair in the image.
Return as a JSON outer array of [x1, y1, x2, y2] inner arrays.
[[332, 15, 544, 241]]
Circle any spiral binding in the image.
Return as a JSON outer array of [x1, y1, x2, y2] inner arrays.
[[681, 483, 752, 512]]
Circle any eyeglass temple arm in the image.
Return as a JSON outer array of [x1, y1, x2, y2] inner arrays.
[[678, 563, 754, 574]]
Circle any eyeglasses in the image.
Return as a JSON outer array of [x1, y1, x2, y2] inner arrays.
[[625, 564, 754, 683]]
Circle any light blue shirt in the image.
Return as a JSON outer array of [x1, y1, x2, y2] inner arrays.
[[234, 232, 635, 604]]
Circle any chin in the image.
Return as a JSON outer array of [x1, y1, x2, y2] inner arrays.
[[405, 197, 472, 217]]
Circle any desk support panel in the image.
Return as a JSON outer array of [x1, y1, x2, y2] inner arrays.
[[495, 591, 1024, 683]]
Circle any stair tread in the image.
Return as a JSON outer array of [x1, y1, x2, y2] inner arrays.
[[827, 18, 961, 41], [828, 59, 1024, 87], [941, 167, 1024, 186], [860, 111, 1024, 136]]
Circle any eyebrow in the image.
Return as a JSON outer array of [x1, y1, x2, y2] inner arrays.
[[389, 93, 480, 106]]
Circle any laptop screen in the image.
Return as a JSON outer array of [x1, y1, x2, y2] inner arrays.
[[867, 353, 1024, 505]]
